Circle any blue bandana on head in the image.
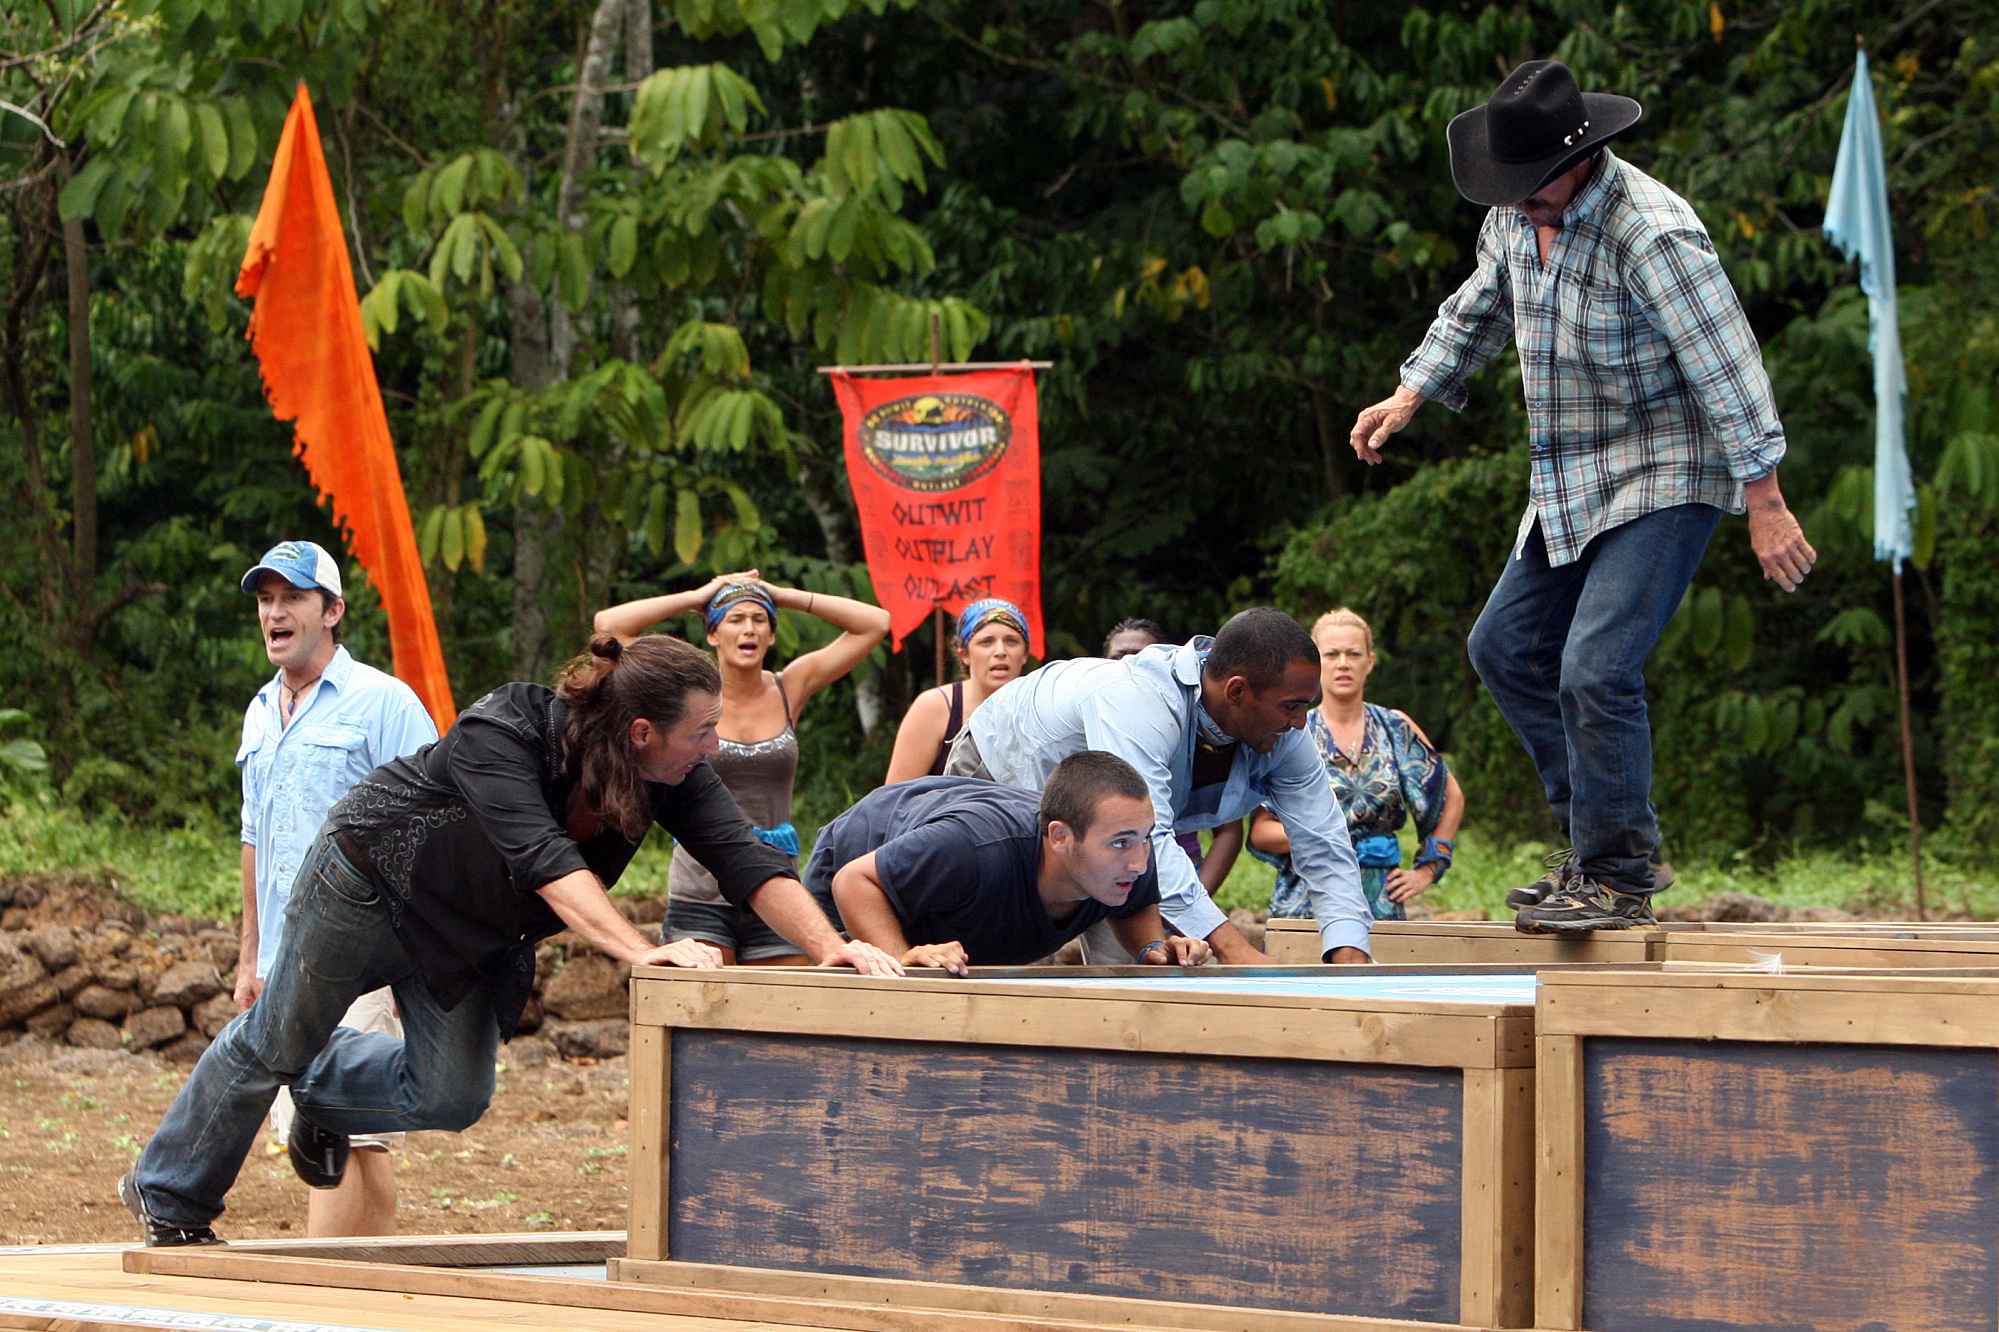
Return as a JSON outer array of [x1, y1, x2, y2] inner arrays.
[[705, 582, 777, 630], [956, 598, 1030, 648]]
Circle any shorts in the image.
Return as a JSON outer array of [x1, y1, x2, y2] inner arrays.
[[667, 896, 806, 962], [269, 987, 404, 1152], [941, 729, 991, 779]]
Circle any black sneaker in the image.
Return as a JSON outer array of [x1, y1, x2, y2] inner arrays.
[[287, 1111, 350, 1190], [119, 1170, 224, 1247], [1506, 848, 1576, 909], [1514, 877, 1657, 934]]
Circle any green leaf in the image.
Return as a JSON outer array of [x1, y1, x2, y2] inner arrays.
[[468, 395, 506, 459], [519, 434, 547, 495], [1913, 482, 1938, 570], [417, 504, 446, 564], [1817, 607, 1890, 651], [1689, 586, 1724, 658], [194, 102, 230, 181], [436, 153, 475, 217], [675, 488, 703, 564], [1722, 594, 1754, 672], [607, 213, 638, 278], [441, 504, 465, 571], [58, 159, 115, 223], [557, 231, 592, 312], [223, 99, 258, 180], [645, 482, 669, 555]]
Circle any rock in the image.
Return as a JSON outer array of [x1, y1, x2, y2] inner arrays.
[[506, 1037, 558, 1069], [94, 959, 139, 990], [516, 996, 543, 1034], [124, 1005, 186, 1049], [95, 922, 133, 953], [0, 908, 27, 930], [197, 930, 240, 968], [545, 1018, 628, 1060], [193, 992, 238, 1038], [73, 985, 135, 1021], [626, 897, 666, 925], [1227, 907, 1266, 953], [1702, 892, 1790, 923], [51, 964, 92, 999], [1792, 904, 1857, 923], [65, 1017, 124, 1049], [541, 954, 629, 1021], [160, 1030, 210, 1064], [0, 933, 47, 994], [21, 926, 77, 971], [151, 961, 222, 1008], [9, 882, 45, 908], [0, 978, 57, 1027], [24, 1003, 74, 1040]]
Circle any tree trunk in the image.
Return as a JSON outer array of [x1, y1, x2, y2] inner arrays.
[[549, 0, 626, 380], [62, 203, 94, 622], [798, 444, 887, 735]]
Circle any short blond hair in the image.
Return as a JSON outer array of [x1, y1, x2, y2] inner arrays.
[[1311, 607, 1373, 654]]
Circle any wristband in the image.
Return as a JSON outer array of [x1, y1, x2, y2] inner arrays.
[[1135, 940, 1169, 963], [1414, 837, 1454, 882]]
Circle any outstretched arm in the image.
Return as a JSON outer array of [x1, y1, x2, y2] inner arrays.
[[748, 876, 909, 975], [772, 584, 891, 719], [1109, 906, 1212, 966], [539, 869, 724, 968], [828, 854, 963, 975]]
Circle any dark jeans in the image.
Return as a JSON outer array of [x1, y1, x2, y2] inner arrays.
[[1467, 503, 1721, 895], [129, 833, 500, 1230]]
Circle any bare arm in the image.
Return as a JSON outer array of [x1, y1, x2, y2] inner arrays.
[[819, 857, 945, 973], [1108, 906, 1212, 966], [747, 875, 908, 975], [235, 844, 261, 1010], [1249, 807, 1290, 856], [592, 571, 751, 641], [772, 583, 890, 719], [1198, 819, 1244, 894], [884, 688, 950, 784], [537, 868, 724, 968], [1743, 472, 1816, 593], [1349, 384, 1427, 465]]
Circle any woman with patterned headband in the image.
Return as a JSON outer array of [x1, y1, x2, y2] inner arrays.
[[884, 598, 1033, 784], [595, 571, 890, 963]]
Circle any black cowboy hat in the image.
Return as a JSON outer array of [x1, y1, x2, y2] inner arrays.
[[1446, 60, 1642, 206]]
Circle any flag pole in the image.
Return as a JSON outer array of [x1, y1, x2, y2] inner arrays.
[[1893, 565, 1925, 918]]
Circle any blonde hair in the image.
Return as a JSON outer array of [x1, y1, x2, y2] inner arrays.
[[1311, 607, 1374, 654]]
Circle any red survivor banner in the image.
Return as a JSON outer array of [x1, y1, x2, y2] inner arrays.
[[830, 367, 1043, 656]]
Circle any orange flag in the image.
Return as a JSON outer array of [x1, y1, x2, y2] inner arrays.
[[237, 86, 456, 731]]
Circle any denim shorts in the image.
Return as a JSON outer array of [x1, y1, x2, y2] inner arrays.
[[666, 896, 805, 962]]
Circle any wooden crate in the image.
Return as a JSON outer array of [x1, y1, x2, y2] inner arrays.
[[1656, 927, 1999, 968], [1534, 970, 1999, 1332], [1267, 919, 1658, 966], [621, 966, 1540, 1330]]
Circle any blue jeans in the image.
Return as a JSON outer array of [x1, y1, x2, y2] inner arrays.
[[130, 833, 500, 1229], [1467, 504, 1720, 895]]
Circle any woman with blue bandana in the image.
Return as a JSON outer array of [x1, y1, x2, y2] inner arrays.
[[595, 571, 890, 962], [1250, 608, 1466, 921], [884, 599, 1033, 784]]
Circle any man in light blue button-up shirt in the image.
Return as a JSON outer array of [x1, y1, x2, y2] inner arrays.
[[234, 541, 436, 1236], [957, 609, 1370, 963]]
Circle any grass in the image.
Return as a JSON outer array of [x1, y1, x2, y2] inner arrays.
[[3, 784, 1987, 926]]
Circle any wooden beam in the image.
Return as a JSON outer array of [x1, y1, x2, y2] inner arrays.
[[1458, 1067, 1534, 1328], [626, 1025, 669, 1263], [1533, 1034, 1584, 1331]]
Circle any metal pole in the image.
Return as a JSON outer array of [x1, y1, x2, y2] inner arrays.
[[1893, 565, 1925, 919]]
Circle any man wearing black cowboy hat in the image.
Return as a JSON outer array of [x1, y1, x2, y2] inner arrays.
[[1348, 60, 1817, 934]]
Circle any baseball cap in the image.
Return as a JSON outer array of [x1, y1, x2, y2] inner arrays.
[[241, 540, 344, 599]]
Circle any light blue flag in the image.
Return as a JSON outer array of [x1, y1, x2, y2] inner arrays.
[[1822, 49, 1915, 568]]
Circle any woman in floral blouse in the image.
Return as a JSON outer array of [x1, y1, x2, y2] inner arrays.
[[1250, 608, 1466, 921]]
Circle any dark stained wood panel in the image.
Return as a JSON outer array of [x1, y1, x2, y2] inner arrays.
[[668, 1030, 1465, 1322], [1582, 1038, 1999, 1332]]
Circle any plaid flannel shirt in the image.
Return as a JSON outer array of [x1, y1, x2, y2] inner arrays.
[[1399, 149, 1786, 567]]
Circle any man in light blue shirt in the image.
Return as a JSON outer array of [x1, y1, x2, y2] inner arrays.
[[953, 608, 1370, 963], [234, 540, 437, 1236]]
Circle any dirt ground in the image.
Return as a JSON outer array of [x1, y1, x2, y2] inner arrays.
[[0, 1035, 633, 1244]]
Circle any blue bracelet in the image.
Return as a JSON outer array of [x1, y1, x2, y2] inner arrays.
[[1136, 940, 1168, 963], [1414, 837, 1454, 882]]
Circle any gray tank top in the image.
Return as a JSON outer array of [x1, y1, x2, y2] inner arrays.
[[667, 675, 799, 904]]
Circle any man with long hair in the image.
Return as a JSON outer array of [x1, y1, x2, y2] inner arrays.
[[123, 634, 898, 1247]]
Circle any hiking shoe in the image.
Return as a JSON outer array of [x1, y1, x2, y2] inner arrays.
[[1649, 850, 1677, 895], [119, 1170, 224, 1248], [1506, 848, 1577, 910], [1515, 878, 1657, 934], [287, 1111, 349, 1190]]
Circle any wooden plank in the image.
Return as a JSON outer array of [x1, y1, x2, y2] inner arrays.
[[1660, 931, 1999, 968], [1456, 1069, 1533, 1329], [1538, 977, 1999, 1046], [628, 1024, 670, 1263], [1578, 1038, 1999, 1332], [611, 1257, 1492, 1332], [213, 1230, 625, 1265], [1532, 1035, 1583, 1331], [633, 975, 1533, 1070], [124, 1249, 1480, 1332], [1264, 919, 1320, 964], [666, 1029, 1467, 1324]]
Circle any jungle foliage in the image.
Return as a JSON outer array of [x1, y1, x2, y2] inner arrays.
[[0, 0, 1994, 874]]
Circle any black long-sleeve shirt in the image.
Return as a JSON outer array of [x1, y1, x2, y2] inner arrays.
[[327, 682, 793, 1029]]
